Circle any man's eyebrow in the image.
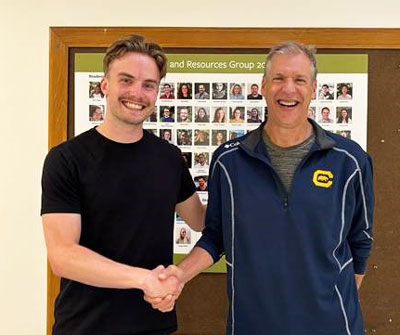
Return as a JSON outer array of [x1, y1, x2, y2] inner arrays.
[[118, 72, 134, 78], [144, 79, 159, 85], [118, 72, 159, 84]]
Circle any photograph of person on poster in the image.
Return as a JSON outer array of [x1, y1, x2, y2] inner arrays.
[[194, 107, 210, 123], [230, 83, 245, 100], [230, 107, 245, 123], [247, 107, 262, 123], [194, 83, 210, 99], [212, 107, 226, 123], [247, 83, 263, 100], [159, 82, 175, 99], [177, 83, 192, 99], [211, 130, 227, 146], [212, 82, 227, 99]]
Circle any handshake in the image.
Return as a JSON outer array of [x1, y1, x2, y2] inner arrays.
[[141, 265, 185, 313]]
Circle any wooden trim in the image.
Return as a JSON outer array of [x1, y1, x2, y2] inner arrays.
[[50, 27, 400, 49], [47, 27, 400, 335], [46, 264, 59, 334], [49, 28, 68, 148], [47, 28, 67, 335]]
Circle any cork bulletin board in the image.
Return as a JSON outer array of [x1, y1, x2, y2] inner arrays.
[[48, 27, 400, 335]]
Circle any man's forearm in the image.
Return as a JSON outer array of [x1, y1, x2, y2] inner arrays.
[[43, 213, 180, 296], [48, 243, 180, 298], [178, 247, 214, 283], [175, 193, 206, 232], [48, 242, 150, 289]]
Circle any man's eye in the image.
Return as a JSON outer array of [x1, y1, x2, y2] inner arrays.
[[144, 83, 157, 90]]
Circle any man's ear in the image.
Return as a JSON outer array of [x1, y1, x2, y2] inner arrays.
[[260, 75, 267, 97], [312, 80, 317, 95], [100, 76, 108, 96]]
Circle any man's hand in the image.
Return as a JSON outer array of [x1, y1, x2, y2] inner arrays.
[[141, 265, 183, 300], [144, 248, 214, 312], [143, 265, 185, 312]]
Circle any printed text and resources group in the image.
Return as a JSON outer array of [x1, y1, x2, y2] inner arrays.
[[169, 60, 265, 71]]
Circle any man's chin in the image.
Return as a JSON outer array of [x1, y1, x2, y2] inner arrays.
[[117, 115, 148, 127], [126, 110, 154, 125]]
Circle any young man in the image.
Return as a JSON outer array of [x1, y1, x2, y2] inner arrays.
[[41, 35, 205, 335], [149, 41, 374, 335]]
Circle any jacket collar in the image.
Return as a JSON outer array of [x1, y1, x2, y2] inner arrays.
[[241, 118, 336, 153]]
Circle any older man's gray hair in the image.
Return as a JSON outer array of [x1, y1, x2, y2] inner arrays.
[[264, 41, 317, 81]]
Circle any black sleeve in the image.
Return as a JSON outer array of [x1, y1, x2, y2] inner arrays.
[[41, 146, 81, 215], [176, 155, 196, 204]]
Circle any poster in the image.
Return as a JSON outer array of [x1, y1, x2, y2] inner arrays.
[[75, 53, 368, 272]]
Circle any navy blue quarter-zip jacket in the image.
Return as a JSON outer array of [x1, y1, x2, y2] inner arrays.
[[196, 120, 374, 335]]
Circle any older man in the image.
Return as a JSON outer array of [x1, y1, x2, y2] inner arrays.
[[149, 41, 374, 335], [41, 35, 205, 335]]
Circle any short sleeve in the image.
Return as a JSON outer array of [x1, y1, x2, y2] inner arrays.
[[41, 146, 81, 215], [176, 156, 196, 204]]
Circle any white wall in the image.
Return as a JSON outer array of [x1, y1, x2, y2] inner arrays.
[[1, 0, 399, 333]]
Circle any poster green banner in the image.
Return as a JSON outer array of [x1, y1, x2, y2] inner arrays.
[[75, 53, 368, 74]]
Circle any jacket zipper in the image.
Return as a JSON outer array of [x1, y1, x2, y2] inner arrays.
[[242, 144, 318, 210]]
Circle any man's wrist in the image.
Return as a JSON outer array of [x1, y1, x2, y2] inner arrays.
[[133, 267, 153, 291]]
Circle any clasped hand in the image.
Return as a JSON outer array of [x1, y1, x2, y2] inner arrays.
[[142, 265, 184, 312]]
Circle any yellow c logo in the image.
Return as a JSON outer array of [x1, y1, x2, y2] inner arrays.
[[313, 170, 333, 188]]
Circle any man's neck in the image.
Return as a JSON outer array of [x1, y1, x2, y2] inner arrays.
[[97, 119, 144, 144], [264, 120, 313, 148]]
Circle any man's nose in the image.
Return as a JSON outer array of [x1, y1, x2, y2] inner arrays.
[[281, 78, 296, 94], [128, 82, 143, 97]]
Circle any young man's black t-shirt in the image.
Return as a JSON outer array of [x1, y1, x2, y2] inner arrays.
[[41, 128, 195, 335]]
